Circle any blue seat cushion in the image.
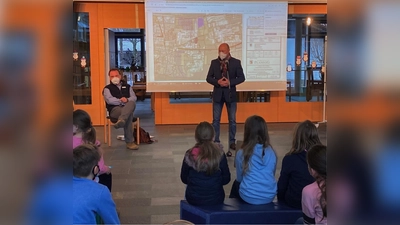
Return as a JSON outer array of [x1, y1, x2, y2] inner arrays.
[[180, 198, 302, 224]]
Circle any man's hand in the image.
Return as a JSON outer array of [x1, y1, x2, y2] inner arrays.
[[120, 97, 128, 103], [218, 78, 229, 87]]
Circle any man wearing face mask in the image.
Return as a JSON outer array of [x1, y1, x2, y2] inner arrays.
[[206, 43, 245, 156], [103, 68, 139, 150]]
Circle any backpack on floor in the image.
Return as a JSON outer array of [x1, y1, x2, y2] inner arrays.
[[133, 127, 154, 144]]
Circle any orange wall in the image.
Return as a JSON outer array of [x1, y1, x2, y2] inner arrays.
[[155, 92, 325, 125], [73, 2, 327, 125], [288, 4, 327, 14]]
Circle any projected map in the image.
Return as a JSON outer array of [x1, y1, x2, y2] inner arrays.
[[152, 13, 242, 81]]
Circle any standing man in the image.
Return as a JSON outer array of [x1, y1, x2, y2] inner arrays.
[[206, 43, 245, 156], [103, 68, 139, 150]]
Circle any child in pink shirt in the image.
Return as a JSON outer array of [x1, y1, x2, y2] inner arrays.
[[73, 109, 112, 191], [302, 144, 327, 225]]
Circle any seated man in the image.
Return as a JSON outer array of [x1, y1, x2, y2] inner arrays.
[[73, 144, 120, 224], [103, 68, 139, 150]]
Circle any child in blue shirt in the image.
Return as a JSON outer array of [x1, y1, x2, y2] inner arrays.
[[73, 144, 120, 224], [233, 115, 277, 205]]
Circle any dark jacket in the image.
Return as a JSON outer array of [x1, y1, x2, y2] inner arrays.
[[277, 151, 315, 209], [103, 82, 131, 113], [206, 57, 245, 102], [180, 148, 231, 206]]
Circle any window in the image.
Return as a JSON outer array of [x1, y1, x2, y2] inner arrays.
[[285, 15, 327, 102], [112, 29, 146, 87], [73, 12, 92, 104], [117, 38, 142, 70]]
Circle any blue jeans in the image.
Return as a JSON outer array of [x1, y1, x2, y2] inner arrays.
[[212, 98, 237, 145]]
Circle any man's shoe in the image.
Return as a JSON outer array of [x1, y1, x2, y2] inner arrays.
[[229, 143, 236, 150], [114, 119, 125, 129], [126, 142, 139, 150]]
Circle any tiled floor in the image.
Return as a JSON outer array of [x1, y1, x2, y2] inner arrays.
[[96, 100, 327, 224], [168, 96, 324, 104]]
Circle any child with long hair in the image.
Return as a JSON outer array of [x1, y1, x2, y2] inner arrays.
[[234, 115, 277, 205], [277, 120, 321, 209], [302, 144, 327, 225], [180, 121, 231, 206], [73, 109, 112, 191]]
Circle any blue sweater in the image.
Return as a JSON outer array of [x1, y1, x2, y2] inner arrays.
[[73, 177, 120, 224], [235, 144, 277, 205], [25, 175, 72, 225], [277, 151, 315, 209]]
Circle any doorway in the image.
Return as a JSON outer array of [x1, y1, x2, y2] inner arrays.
[[104, 28, 149, 102]]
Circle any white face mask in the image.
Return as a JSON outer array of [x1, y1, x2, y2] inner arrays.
[[219, 52, 227, 60], [111, 77, 120, 85]]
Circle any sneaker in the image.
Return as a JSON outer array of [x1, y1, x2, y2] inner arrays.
[[116, 135, 125, 141], [126, 142, 139, 150], [229, 143, 236, 150], [114, 119, 125, 129]]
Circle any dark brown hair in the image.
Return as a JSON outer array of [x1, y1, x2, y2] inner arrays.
[[288, 120, 321, 155], [73, 144, 100, 177], [307, 144, 327, 219], [192, 121, 223, 175], [241, 115, 273, 175], [73, 109, 97, 145]]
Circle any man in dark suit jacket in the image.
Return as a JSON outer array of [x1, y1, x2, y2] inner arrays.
[[206, 43, 245, 154]]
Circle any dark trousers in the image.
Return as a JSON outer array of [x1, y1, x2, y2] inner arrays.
[[98, 173, 112, 192], [229, 179, 244, 202]]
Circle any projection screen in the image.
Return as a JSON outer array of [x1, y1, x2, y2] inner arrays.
[[145, 0, 288, 92]]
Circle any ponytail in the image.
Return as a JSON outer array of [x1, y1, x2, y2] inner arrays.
[[317, 176, 327, 219], [193, 141, 223, 175], [192, 121, 222, 175], [83, 127, 97, 145]]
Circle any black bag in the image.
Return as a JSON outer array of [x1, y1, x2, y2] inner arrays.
[[134, 127, 154, 144]]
